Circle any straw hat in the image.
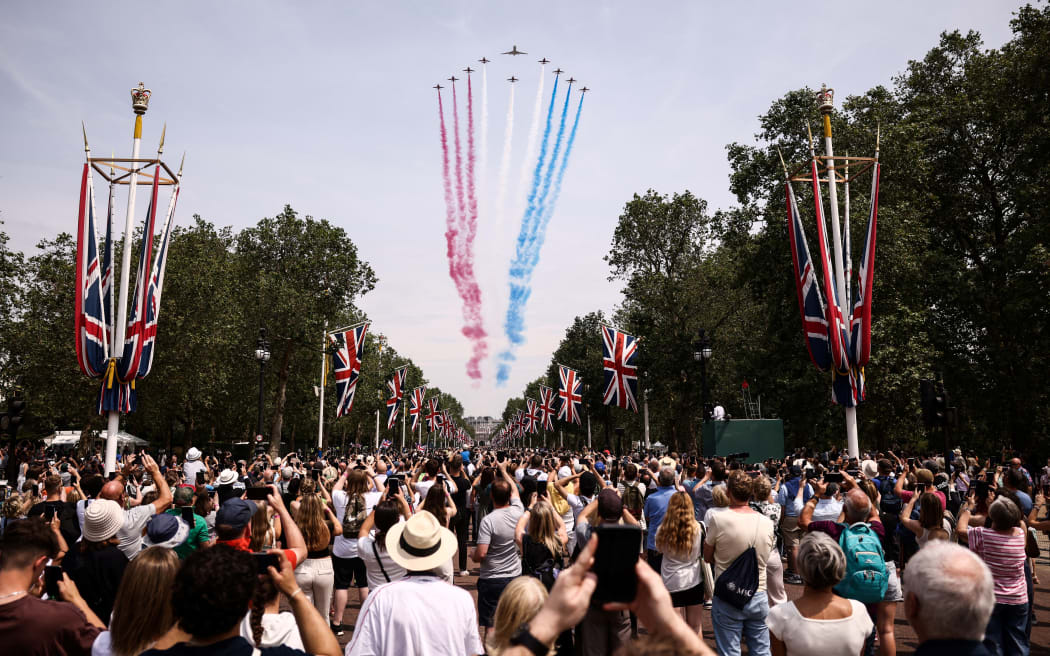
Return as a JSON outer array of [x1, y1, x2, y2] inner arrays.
[[861, 460, 879, 479], [185, 447, 202, 462], [216, 469, 238, 486], [83, 499, 124, 543], [385, 510, 457, 572]]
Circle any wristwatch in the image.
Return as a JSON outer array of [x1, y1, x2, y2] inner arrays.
[[509, 623, 549, 656]]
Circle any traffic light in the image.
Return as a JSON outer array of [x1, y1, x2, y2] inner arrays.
[[920, 377, 950, 428], [1, 381, 25, 439]]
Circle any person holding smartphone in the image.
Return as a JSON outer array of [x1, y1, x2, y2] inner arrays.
[[162, 486, 213, 559]]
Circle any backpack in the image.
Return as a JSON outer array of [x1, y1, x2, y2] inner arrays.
[[713, 516, 760, 609], [622, 483, 644, 522], [522, 535, 560, 590], [877, 478, 903, 516], [342, 494, 367, 537], [834, 522, 889, 604]]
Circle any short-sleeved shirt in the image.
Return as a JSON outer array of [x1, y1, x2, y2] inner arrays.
[[706, 510, 776, 592], [142, 635, 304, 656], [967, 526, 1027, 605], [164, 508, 210, 558], [345, 575, 484, 656], [766, 598, 874, 656], [0, 594, 101, 656], [117, 504, 156, 559], [359, 534, 408, 589], [477, 498, 524, 579]]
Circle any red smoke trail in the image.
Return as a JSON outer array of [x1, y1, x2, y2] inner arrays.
[[439, 84, 487, 380], [463, 74, 486, 379]]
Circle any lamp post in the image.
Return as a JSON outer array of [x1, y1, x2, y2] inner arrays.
[[693, 328, 713, 425], [254, 328, 271, 439]]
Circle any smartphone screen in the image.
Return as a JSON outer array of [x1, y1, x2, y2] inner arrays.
[[44, 566, 63, 600], [975, 480, 989, 500], [251, 552, 280, 575], [311, 469, 320, 481], [386, 478, 400, 495], [593, 525, 641, 603], [246, 486, 271, 501], [196, 471, 206, 485], [181, 506, 195, 523], [986, 472, 996, 484], [44, 505, 56, 522]]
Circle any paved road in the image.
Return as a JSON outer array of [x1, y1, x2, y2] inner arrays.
[[330, 547, 1050, 654]]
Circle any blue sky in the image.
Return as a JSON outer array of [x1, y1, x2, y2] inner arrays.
[[0, 1, 1020, 416]]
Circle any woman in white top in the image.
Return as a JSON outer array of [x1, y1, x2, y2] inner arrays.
[[241, 573, 304, 651], [900, 492, 952, 548], [765, 532, 873, 656], [811, 483, 844, 522], [655, 491, 704, 633], [358, 497, 410, 589]]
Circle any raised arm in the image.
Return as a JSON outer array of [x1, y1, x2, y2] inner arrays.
[[268, 485, 307, 566], [267, 551, 341, 656], [899, 494, 922, 536], [143, 455, 172, 514]]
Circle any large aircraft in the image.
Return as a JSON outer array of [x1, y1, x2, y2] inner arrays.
[[538, 57, 550, 65], [502, 45, 527, 56], [463, 67, 474, 74], [553, 68, 564, 75], [507, 76, 518, 83], [567, 77, 576, 85], [433, 84, 444, 90], [479, 57, 490, 64]]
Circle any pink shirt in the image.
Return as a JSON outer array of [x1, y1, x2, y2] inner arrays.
[[968, 526, 1027, 605]]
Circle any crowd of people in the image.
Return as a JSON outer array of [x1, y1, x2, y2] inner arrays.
[[0, 441, 1046, 656]]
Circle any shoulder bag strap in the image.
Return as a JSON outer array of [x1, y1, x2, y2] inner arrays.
[[372, 539, 391, 583]]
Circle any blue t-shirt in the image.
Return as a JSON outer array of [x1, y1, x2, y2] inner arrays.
[[643, 486, 676, 550], [777, 477, 813, 517], [1014, 490, 1034, 515]]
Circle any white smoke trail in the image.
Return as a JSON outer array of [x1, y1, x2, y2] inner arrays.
[[515, 63, 546, 214], [478, 65, 489, 223], [494, 83, 516, 233]]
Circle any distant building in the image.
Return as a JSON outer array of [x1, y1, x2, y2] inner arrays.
[[465, 416, 500, 444]]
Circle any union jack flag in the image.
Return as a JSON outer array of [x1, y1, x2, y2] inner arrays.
[[137, 186, 179, 380], [409, 386, 427, 431], [525, 399, 540, 434], [425, 398, 441, 433], [601, 325, 639, 411], [808, 154, 851, 376], [75, 163, 109, 379], [116, 168, 161, 385], [380, 439, 391, 449], [785, 177, 831, 371], [850, 161, 879, 368], [442, 410, 454, 439], [538, 386, 556, 431], [386, 366, 408, 430], [416, 444, 426, 453], [329, 323, 369, 417], [557, 365, 583, 425]]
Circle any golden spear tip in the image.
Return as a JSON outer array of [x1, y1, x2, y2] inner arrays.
[[82, 121, 89, 152], [158, 123, 166, 153], [776, 148, 789, 176], [178, 152, 185, 176], [110, 151, 115, 175], [805, 122, 814, 148], [876, 122, 881, 151]]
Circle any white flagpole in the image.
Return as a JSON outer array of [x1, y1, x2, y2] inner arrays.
[[586, 413, 592, 450], [401, 395, 407, 451], [818, 86, 859, 459], [643, 388, 651, 450], [105, 85, 149, 475], [317, 321, 327, 450]]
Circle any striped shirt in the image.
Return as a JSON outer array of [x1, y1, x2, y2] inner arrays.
[[967, 526, 1027, 605]]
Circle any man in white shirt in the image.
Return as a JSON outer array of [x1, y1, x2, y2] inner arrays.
[[346, 511, 483, 656], [182, 447, 207, 484], [99, 454, 172, 559]]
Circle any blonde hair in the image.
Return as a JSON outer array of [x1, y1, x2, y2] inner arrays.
[[297, 493, 331, 551], [711, 485, 729, 508], [109, 546, 180, 656], [486, 576, 549, 655], [654, 492, 699, 558], [526, 501, 563, 559]]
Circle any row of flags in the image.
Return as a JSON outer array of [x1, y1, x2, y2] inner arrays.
[[326, 323, 470, 444], [491, 323, 641, 446], [75, 162, 180, 415]]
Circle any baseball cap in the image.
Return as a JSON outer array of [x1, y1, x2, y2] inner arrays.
[[215, 498, 258, 532], [143, 513, 190, 550]]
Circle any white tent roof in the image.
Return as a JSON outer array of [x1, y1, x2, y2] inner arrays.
[[44, 430, 147, 448]]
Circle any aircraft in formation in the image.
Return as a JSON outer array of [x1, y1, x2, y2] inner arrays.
[[502, 45, 527, 55], [580, 86, 589, 93], [463, 67, 474, 74], [433, 84, 443, 90], [538, 57, 550, 65], [567, 77, 576, 85], [447, 76, 459, 83], [553, 68, 564, 75], [507, 76, 518, 83], [479, 57, 490, 64]]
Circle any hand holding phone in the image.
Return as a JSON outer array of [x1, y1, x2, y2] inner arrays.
[[44, 566, 63, 600], [592, 524, 642, 603], [246, 486, 271, 501], [181, 506, 196, 523], [252, 552, 281, 575]]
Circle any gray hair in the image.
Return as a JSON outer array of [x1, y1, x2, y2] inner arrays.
[[988, 496, 1022, 530], [796, 532, 846, 589], [905, 542, 994, 641], [843, 489, 871, 523], [657, 468, 675, 488]]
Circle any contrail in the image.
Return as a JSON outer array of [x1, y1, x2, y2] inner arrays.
[[494, 82, 516, 233], [437, 90, 459, 294], [524, 83, 572, 256], [496, 75, 560, 385], [464, 73, 487, 379], [515, 63, 547, 214], [478, 65, 489, 221], [451, 80, 467, 235]]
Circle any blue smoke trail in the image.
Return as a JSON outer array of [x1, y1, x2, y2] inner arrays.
[[522, 85, 572, 259], [525, 94, 585, 272]]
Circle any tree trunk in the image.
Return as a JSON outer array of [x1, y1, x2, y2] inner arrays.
[[269, 341, 294, 458]]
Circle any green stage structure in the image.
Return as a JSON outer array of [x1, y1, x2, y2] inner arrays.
[[701, 419, 785, 464]]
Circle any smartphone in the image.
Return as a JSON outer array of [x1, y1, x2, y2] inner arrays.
[[44, 565, 63, 600], [592, 525, 642, 603], [386, 478, 400, 495], [907, 458, 916, 467], [251, 552, 281, 575], [108, 472, 117, 481], [825, 472, 844, 484], [916, 483, 928, 494], [974, 480, 989, 500], [497, 451, 507, 463], [44, 505, 56, 522], [246, 486, 271, 501], [985, 472, 996, 484], [196, 471, 206, 485], [311, 469, 320, 481]]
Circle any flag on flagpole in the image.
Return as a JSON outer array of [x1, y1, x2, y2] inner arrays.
[[600, 325, 639, 411], [538, 386, 556, 431], [557, 365, 583, 425], [409, 386, 427, 431], [329, 323, 369, 417], [386, 366, 408, 430], [74, 163, 109, 379], [425, 398, 441, 433]]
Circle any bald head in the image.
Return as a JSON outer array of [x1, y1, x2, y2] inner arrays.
[[843, 488, 871, 523], [99, 480, 124, 502]]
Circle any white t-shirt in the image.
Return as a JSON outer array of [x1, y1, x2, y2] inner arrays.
[[359, 534, 408, 589], [238, 610, 305, 651], [812, 498, 844, 522], [182, 459, 206, 483], [117, 504, 155, 559], [345, 575, 484, 656], [659, 524, 703, 593], [765, 599, 874, 656], [332, 490, 382, 559]]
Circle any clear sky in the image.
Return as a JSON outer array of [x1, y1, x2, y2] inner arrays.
[[0, 1, 1020, 417]]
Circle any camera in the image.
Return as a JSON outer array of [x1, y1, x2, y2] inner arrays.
[[726, 452, 750, 461]]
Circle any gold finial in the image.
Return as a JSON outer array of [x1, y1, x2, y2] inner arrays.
[[82, 121, 90, 152], [817, 84, 834, 114], [110, 152, 115, 176], [158, 123, 166, 154], [805, 122, 815, 149], [776, 148, 789, 178], [178, 152, 185, 176], [876, 122, 881, 152]]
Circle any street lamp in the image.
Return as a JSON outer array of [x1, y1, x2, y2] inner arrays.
[[254, 328, 271, 439], [693, 328, 713, 423]]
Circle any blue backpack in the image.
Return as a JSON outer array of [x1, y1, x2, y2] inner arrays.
[[833, 522, 888, 604]]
